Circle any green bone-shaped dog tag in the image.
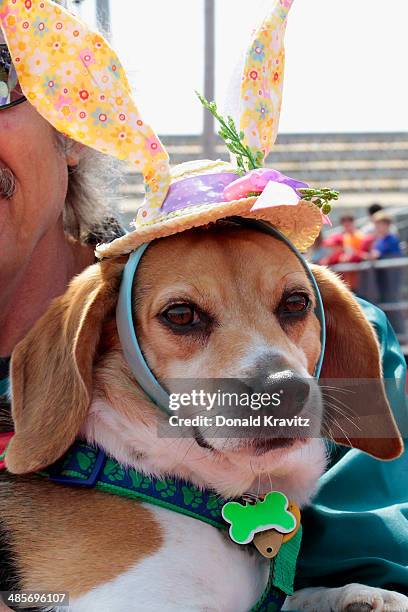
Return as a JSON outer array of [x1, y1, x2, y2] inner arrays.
[[222, 491, 296, 545]]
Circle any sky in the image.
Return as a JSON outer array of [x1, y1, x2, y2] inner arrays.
[[77, 0, 408, 135]]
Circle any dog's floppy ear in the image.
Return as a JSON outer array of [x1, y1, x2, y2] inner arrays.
[[7, 259, 125, 474], [311, 265, 403, 461]]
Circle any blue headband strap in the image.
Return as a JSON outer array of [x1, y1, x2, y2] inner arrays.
[[116, 219, 326, 414]]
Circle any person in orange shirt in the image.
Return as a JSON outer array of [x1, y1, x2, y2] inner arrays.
[[340, 214, 365, 254], [320, 233, 363, 291]]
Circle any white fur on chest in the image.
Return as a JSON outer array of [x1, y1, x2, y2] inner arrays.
[[65, 506, 269, 612]]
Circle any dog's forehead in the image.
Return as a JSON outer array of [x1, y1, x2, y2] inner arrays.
[[136, 225, 306, 286]]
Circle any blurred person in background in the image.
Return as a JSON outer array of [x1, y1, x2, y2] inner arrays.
[[368, 212, 405, 334], [319, 233, 345, 265], [338, 215, 369, 295], [361, 202, 384, 235], [319, 233, 363, 292], [340, 214, 365, 255], [371, 211, 403, 259]]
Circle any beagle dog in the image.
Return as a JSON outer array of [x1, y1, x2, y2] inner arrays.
[[0, 223, 405, 612]]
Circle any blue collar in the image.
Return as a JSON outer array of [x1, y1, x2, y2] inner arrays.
[[116, 218, 326, 414]]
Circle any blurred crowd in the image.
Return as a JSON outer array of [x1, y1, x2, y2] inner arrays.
[[310, 204, 406, 334]]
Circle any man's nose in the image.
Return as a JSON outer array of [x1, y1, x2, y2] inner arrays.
[[248, 369, 310, 417]]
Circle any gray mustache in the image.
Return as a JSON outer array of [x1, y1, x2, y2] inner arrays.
[[0, 166, 16, 199]]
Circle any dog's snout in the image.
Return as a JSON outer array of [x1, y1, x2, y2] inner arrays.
[[251, 369, 310, 417], [269, 370, 309, 414]]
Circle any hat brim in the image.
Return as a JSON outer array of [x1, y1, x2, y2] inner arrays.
[[96, 196, 322, 259]]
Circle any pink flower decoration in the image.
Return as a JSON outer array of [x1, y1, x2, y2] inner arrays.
[[223, 168, 307, 202], [79, 48, 95, 66], [145, 136, 162, 156], [54, 95, 75, 121], [0, 5, 11, 20]]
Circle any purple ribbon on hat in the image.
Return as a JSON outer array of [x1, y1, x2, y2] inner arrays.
[[160, 172, 238, 214], [159, 168, 309, 214]]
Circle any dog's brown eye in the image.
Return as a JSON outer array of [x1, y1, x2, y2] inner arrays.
[[159, 302, 213, 336], [279, 293, 310, 317], [163, 304, 197, 326]]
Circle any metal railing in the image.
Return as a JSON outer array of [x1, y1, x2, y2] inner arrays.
[[330, 257, 408, 273]]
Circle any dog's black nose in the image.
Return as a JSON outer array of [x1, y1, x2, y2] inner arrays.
[[250, 369, 310, 417]]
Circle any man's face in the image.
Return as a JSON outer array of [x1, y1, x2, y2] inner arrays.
[[0, 31, 72, 284]]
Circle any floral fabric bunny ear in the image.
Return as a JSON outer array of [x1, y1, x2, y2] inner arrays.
[[0, 0, 338, 259], [0, 0, 170, 211], [95, 0, 338, 260], [239, 0, 293, 163]]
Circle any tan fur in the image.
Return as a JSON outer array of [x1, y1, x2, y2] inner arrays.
[[7, 226, 402, 478], [0, 476, 162, 596], [7, 259, 126, 474], [311, 265, 403, 460], [134, 227, 322, 379]]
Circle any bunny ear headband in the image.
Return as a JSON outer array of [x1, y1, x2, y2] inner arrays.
[[0, 0, 170, 212], [0, 0, 338, 259]]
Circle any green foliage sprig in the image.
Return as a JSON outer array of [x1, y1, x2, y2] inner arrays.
[[196, 91, 263, 174], [297, 188, 340, 215], [196, 91, 340, 213]]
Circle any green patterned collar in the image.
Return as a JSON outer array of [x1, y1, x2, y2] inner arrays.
[[1, 439, 301, 611]]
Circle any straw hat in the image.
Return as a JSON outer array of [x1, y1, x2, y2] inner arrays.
[[96, 159, 323, 258], [1, 0, 338, 257]]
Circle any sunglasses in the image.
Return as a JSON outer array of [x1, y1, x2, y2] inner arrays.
[[0, 44, 26, 110]]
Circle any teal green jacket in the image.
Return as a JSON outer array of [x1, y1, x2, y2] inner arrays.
[[295, 299, 408, 594]]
